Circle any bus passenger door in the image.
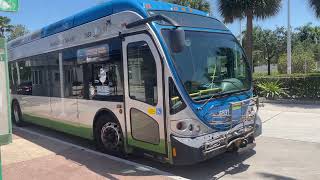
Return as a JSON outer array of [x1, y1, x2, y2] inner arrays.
[[122, 34, 166, 155]]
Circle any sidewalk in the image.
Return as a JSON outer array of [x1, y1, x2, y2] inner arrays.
[[258, 103, 320, 143], [1, 129, 176, 180]]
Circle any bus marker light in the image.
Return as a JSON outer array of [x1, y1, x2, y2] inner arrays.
[[172, 147, 177, 157], [145, 4, 152, 9]]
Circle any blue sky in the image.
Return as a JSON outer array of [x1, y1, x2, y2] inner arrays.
[[0, 0, 319, 36]]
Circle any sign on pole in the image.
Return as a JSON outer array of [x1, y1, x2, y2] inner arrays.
[[0, 37, 12, 146], [0, 0, 18, 12]]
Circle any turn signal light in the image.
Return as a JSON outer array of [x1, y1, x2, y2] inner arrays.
[[172, 147, 177, 157]]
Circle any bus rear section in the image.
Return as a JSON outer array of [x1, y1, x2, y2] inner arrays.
[[7, 0, 261, 165]]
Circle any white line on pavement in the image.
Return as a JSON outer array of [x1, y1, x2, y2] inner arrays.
[[14, 127, 189, 180], [262, 112, 282, 123]]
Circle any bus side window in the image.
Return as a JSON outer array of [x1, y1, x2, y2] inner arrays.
[[8, 62, 18, 94], [63, 39, 124, 102], [127, 41, 158, 106], [169, 78, 186, 115]]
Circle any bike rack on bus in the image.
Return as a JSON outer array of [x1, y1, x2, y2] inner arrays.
[[203, 97, 259, 154]]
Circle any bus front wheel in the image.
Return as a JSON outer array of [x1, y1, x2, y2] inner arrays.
[[12, 101, 24, 127], [94, 115, 124, 156]]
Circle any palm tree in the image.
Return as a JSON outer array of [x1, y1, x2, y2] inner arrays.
[[166, 0, 210, 13], [309, 0, 320, 18], [0, 16, 13, 38], [218, 0, 282, 72]]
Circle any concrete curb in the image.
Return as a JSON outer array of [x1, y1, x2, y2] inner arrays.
[[258, 98, 320, 105]]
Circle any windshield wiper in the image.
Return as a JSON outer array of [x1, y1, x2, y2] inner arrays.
[[197, 80, 249, 111], [211, 80, 244, 92]]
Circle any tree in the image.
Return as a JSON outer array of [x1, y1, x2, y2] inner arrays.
[[0, 16, 13, 37], [278, 43, 316, 74], [166, 0, 210, 13], [309, 0, 320, 18], [296, 23, 320, 43], [252, 26, 286, 75], [8, 24, 29, 41], [218, 0, 282, 72]]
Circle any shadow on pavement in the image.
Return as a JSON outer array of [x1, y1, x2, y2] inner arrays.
[[257, 172, 297, 180], [160, 150, 256, 180]]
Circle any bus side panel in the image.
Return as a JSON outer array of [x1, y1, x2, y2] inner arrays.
[[77, 100, 125, 139], [17, 95, 51, 122]]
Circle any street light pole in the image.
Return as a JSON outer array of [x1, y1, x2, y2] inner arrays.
[[239, 19, 242, 46], [287, 0, 292, 74]]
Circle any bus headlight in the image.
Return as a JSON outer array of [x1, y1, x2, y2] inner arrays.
[[171, 119, 211, 137]]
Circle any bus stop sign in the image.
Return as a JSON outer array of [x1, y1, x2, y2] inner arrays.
[[0, 0, 18, 12], [0, 37, 11, 146]]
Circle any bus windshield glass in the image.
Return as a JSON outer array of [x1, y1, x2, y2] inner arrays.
[[162, 30, 251, 102]]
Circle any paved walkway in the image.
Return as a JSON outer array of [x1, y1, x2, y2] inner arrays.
[[259, 103, 320, 143], [1, 130, 177, 180]]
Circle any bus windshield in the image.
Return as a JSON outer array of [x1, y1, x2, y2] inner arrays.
[[162, 30, 251, 102]]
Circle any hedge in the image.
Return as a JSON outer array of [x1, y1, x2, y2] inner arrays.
[[254, 75, 320, 100]]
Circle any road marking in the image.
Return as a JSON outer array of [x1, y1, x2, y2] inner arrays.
[[262, 112, 282, 123], [14, 127, 188, 180]]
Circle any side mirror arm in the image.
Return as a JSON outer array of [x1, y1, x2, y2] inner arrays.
[[126, 15, 180, 29]]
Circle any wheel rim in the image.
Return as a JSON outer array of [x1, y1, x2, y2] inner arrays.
[[100, 122, 122, 150], [13, 104, 20, 123]]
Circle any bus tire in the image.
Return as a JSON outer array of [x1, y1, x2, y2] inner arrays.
[[94, 115, 124, 156], [12, 100, 24, 127]]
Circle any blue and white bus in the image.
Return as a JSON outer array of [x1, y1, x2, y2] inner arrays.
[[8, 0, 261, 165]]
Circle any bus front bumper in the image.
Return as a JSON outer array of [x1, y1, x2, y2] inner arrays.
[[171, 122, 258, 165]]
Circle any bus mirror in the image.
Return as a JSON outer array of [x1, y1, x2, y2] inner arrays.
[[169, 28, 185, 53]]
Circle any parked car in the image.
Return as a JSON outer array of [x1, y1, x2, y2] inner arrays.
[[17, 81, 32, 95]]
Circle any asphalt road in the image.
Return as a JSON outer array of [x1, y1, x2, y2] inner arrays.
[[6, 103, 320, 180]]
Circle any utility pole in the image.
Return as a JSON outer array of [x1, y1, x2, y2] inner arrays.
[[239, 19, 242, 45], [287, 0, 292, 74]]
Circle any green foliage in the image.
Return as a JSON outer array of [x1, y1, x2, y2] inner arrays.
[[251, 26, 286, 75], [166, 0, 210, 12], [218, 0, 282, 23], [255, 75, 320, 100], [8, 24, 29, 41], [309, 0, 320, 18], [254, 72, 320, 78], [256, 81, 287, 99], [295, 23, 320, 43], [0, 16, 13, 37], [218, 0, 282, 70], [278, 43, 316, 74]]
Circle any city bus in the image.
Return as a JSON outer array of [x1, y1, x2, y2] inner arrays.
[[7, 0, 261, 165]]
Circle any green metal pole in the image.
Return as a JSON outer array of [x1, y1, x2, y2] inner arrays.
[[0, 151, 2, 180], [0, 37, 11, 180], [0, 2, 21, 179]]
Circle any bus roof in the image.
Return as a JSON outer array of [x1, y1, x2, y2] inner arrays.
[[8, 0, 210, 49]]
